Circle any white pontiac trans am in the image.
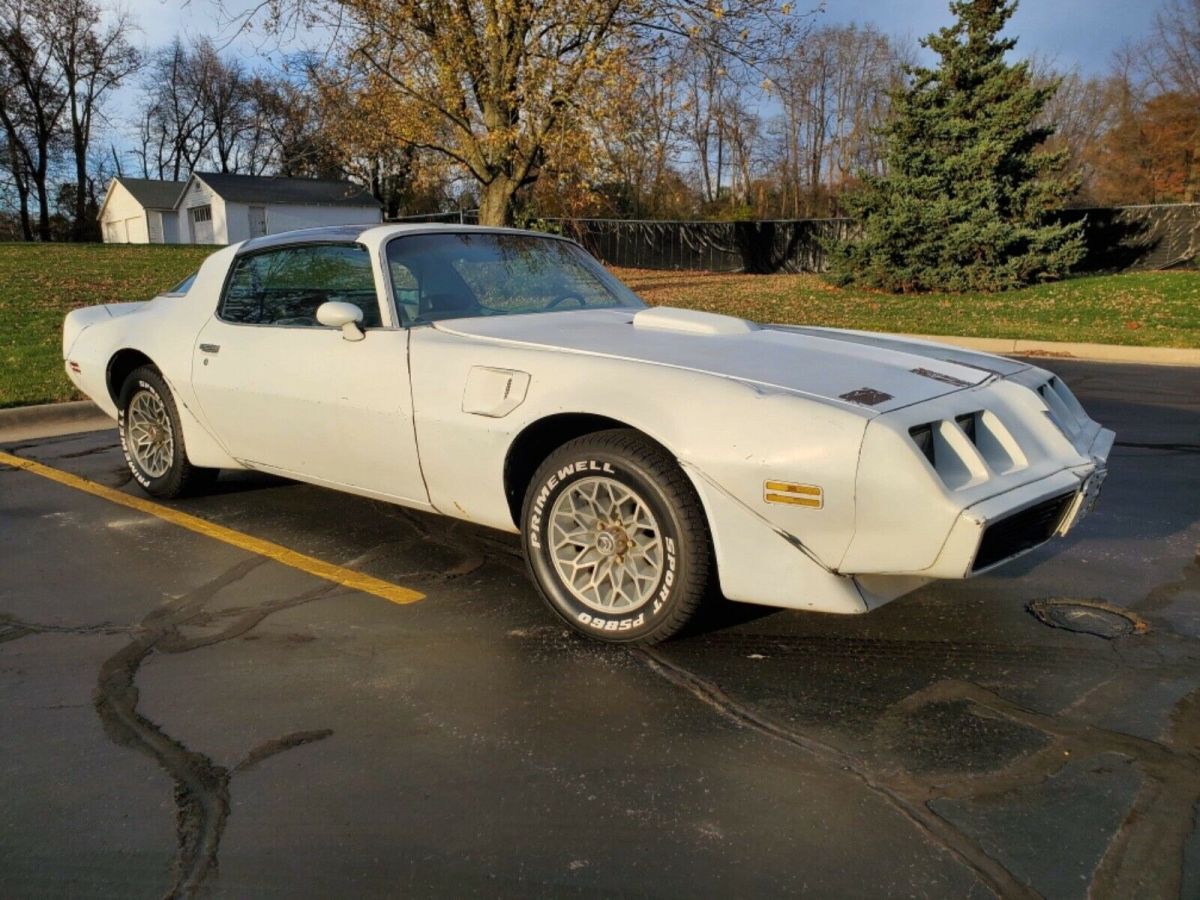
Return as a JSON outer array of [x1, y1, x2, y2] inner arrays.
[[63, 225, 1113, 643]]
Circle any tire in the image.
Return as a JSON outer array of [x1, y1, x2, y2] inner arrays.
[[521, 429, 711, 644], [117, 366, 217, 499]]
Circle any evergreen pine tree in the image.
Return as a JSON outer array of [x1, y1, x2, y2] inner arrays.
[[826, 0, 1084, 292]]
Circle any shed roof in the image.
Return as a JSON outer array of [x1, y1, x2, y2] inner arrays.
[[112, 177, 187, 210], [189, 172, 381, 208]]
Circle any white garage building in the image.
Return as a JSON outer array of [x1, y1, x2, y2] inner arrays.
[[98, 177, 186, 244], [99, 172, 382, 245]]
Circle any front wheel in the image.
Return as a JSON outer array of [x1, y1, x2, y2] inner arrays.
[[118, 366, 217, 498], [521, 429, 711, 644]]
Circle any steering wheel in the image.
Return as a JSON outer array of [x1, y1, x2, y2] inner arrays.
[[546, 292, 587, 310]]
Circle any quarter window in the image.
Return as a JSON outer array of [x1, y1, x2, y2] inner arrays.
[[166, 272, 197, 295], [219, 244, 381, 327]]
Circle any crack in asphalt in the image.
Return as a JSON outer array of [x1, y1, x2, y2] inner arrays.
[[0, 615, 135, 644], [90, 557, 338, 899], [4, 509, 492, 898], [366, 498, 525, 576], [636, 605, 1200, 900], [633, 647, 1039, 899], [880, 680, 1200, 899]]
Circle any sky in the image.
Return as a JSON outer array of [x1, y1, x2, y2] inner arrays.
[[815, 0, 1162, 76], [115, 0, 1166, 76], [104, 0, 1167, 169]]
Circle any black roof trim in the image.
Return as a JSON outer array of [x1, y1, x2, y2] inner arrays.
[[235, 224, 377, 254]]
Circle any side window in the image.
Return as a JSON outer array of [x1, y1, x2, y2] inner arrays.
[[388, 259, 420, 322], [219, 244, 381, 327]]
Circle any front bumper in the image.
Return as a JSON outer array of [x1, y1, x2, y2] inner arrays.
[[841, 369, 1114, 578], [930, 457, 1107, 579]]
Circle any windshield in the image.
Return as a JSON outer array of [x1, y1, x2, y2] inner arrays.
[[386, 232, 644, 324]]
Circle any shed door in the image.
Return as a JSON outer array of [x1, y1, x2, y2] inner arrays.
[[248, 205, 267, 237], [189, 205, 214, 244]]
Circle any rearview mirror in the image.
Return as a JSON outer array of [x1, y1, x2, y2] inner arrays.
[[316, 301, 365, 342]]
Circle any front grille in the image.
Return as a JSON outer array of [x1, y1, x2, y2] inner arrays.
[[972, 491, 1076, 572]]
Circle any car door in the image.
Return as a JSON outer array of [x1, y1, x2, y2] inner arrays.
[[189, 242, 429, 507]]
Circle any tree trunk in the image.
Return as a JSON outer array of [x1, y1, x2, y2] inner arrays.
[[478, 176, 519, 226], [18, 192, 33, 240], [4, 139, 32, 240], [73, 129, 88, 241], [33, 150, 51, 241]]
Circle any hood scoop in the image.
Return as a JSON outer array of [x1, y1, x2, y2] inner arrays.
[[632, 306, 757, 336]]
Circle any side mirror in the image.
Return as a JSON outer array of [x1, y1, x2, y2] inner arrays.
[[316, 301, 365, 342]]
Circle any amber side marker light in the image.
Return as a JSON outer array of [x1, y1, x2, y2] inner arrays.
[[764, 481, 823, 509]]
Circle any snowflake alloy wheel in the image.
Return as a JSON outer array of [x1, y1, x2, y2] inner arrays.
[[547, 476, 664, 613]]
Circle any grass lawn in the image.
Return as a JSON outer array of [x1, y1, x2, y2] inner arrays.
[[1, 243, 210, 408], [615, 268, 1200, 350], [1, 241, 1197, 408]]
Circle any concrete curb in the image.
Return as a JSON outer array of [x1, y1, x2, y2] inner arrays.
[[0, 399, 104, 427], [0, 400, 112, 442], [904, 334, 1200, 367]]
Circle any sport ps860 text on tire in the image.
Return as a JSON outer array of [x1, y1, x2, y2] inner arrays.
[[521, 429, 711, 644], [118, 366, 216, 499]]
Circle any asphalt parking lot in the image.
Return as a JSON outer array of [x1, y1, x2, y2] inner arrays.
[[2, 359, 1198, 899]]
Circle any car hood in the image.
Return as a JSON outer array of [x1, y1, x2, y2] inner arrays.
[[433, 307, 1030, 414]]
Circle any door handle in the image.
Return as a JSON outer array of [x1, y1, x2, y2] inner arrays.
[[199, 343, 220, 354]]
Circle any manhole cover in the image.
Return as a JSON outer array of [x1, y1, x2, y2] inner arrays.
[[1027, 598, 1148, 638]]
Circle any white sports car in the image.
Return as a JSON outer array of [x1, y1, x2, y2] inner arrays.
[[63, 225, 1113, 643]]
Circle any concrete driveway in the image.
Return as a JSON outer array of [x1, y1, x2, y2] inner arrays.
[[1, 360, 1197, 899]]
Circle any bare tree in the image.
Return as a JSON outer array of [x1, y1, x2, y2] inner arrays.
[[771, 24, 903, 218], [1033, 61, 1117, 204], [0, 0, 136, 240], [42, 0, 138, 239], [136, 39, 336, 181], [0, 0, 70, 240], [0, 54, 36, 238], [137, 40, 221, 179], [1145, 0, 1200, 99], [191, 40, 257, 174], [593, 49, 688, 216]]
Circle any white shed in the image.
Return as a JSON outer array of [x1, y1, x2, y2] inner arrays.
[[98, 177, 186, 244], [174, 172, 382, 245]]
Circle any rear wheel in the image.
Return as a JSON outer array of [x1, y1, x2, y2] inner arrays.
[[118, 366, 217, 498], [521, 429, 711, 644]]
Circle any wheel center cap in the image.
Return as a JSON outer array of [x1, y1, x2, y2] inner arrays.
[[595, 531, 618, 556]]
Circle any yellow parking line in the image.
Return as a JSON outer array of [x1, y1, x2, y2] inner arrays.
[[0, 450, 425, 606]]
